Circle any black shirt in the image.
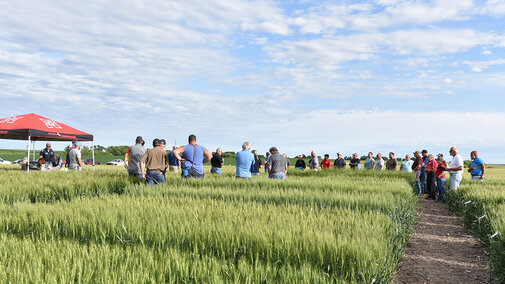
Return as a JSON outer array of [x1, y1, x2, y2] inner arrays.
[[210, 153, 223, 168], [333, 158, 346, 168], [40, 148, 54, 162], [350, 158, 360, 169], [253, 156, 262, 173], [295, 159, 306, 168]]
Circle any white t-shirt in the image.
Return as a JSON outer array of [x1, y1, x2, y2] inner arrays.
[[375, 158, 384, 170], [449, 154, 464, 174]]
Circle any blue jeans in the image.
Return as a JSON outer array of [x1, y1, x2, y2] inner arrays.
[[450, 173, 462, 190], [145, 170, 165, 185], [420, 168, 427, 194], [415, 170, 422, 196], [269, 172, 285, 179], [128, 171, 144, 179], [436, 178, 445, 201], [210, 167, 222, 175]]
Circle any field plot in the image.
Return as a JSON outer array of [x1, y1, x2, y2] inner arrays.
[[447, 168, 505, 282], [0, 165, 417, 283]]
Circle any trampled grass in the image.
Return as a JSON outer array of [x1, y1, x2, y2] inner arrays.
[[0, 164, 417, 283], [447, 168, 505, 282]]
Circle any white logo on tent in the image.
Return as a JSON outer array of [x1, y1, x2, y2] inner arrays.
[[0, 116, 24, 124], [39, 118, 62, 129]]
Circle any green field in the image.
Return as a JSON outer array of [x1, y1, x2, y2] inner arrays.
[[0, 164, 418, 283], [0, 163, 503, 282], [446, 168, 505, 282]]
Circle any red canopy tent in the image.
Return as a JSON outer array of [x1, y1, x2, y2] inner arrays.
[[0, 113, 94, 172]]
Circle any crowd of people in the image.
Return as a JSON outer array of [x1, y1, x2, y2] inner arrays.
[[32, 135, 487, 196], [118, 135, 487, 195]]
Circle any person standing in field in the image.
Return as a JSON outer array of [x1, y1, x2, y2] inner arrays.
[[268, 147, 287, 179], [140, 139, 167, 185], [236, 142, 255, 179], [412, 151, 424, 196], [445, 146, 464, 190], [468, 151, 485, 181], [364, 152, 375, 170], [68, 141, 83, 171], [349, 153, 361, 169], [65, 140, 76, 168], [210, 148, 224, 175], [420, 150, 429, 194], [400, 154, 413, 172], [320, 154, 332, 169], [333, 152, 346, 169], [308, 150, 319, 170], [168, 146, 180, 173], [252, 150, 262, 176], [283, 154, 291, 169], [39, 142, 54, 170], [125, 136, 146, 179], [374, 153, 384, 171], [264, 152, 271, 173], [172, 134, 212, 179], [386, 152, 397, 171], [425, 154, 438, 200], [436, 154, 447, 202], [295, 155, 306, 170]]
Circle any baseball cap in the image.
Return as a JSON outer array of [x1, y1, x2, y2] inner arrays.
[[46, 143, 51, 147], [353, 153, 358, 156], [413, 150, 420, 155], [160, 139, 166, 146], [337, 152, 342, 155], [135, 136, 144, 143], [75, 141, 82, 146]]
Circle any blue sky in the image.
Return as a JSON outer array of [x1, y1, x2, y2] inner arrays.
[[1, 0, 505, 163]]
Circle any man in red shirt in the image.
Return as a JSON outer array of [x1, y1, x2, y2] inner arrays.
[[320, 154, 332, 169], [425, 154, 438, 200], [436, 154, 447, 202]]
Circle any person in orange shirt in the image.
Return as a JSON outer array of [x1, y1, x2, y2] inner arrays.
[[320, 154, 332, 169], [425, 154, 438, 200]]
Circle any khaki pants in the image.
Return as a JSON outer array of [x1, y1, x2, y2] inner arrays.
[[169, 165, 178, 173]]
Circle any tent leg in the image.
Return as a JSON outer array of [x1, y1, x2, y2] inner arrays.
[[32, 141, 36, 161], [92, 140, 95, 171], [27, 136, 31, 173]]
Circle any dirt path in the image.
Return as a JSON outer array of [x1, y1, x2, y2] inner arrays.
[[395, 198, 493, 284]]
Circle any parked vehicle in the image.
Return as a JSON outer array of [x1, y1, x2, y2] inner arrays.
[[83, 159, 102, 165], [106, 159, 124, 166], [0, 158, 11, 164], [11, 158, 24, 164]]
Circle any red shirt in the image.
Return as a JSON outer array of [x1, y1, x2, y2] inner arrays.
[[436, 162, 446, 179], [425, 159, 437, 173], [321, 159, 332, 169]]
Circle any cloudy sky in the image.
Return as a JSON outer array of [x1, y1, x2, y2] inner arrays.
[[1, 0, 504, 162]]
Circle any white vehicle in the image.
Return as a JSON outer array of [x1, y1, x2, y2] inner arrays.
[[0, 158, 12, 164], [106, 159, 124, 166]]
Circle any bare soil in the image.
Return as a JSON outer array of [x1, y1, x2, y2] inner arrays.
[[395, 197, 494, 284]]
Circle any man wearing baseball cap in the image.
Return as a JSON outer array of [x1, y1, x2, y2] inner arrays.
[[333, 152, 346, 169], [412, 151, 424, 196], [68, 141, 83, 171], [39, 142, 54, 170], [125, 136, 146, 179]]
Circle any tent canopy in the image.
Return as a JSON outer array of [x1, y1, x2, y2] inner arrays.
[[0, 113, 93, 141]]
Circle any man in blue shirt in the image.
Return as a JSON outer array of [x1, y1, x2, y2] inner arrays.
[[468, 151, 485, 181], [167, 146, 180, 173], [236, 142, 255, 179], [39, 143, 54, 170]]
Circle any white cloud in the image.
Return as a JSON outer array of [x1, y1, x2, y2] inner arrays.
[[482, 50, 492, 55], [464, 59, 505, 72], [480, 0, 505, 17], [444, 78, 453, 84]]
